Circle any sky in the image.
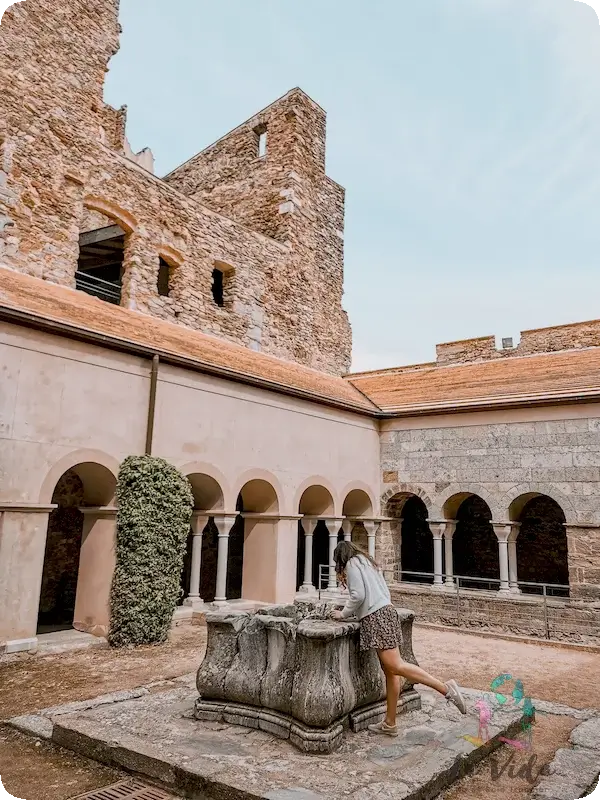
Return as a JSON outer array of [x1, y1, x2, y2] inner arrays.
[[103, 0, 600, 373]]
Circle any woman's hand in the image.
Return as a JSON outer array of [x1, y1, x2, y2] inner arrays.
[[331, 610, 343, 621]]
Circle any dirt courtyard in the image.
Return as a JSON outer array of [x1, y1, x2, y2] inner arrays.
[[0, 625, 598, 800]]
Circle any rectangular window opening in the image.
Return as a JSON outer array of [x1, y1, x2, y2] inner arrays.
[[157, 257, 171, 297], [76, 224, 125, 305], [212, 267, 224, 307]]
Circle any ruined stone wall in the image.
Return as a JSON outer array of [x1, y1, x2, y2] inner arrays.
[[0, 1, 351, 375], [435, 320, 600, 367], [165, 88, 351, 374]]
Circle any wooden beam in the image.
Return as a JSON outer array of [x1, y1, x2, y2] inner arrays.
[[79, 225, 125, 247]]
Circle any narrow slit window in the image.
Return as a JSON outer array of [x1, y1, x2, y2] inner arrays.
[[258, 130, 267, 158], [157, 257, 171, 297], [212, 267, 224, 306], [254, 124, 267, 158]]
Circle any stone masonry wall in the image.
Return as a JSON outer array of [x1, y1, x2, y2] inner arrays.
[[0, 0, 351, 375], [381, 414, 600, 598], [436, 319, 600, 367], [165, 89, 351, 374], [389, 584, 600, 644]]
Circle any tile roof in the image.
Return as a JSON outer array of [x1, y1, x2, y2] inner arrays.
[[347, 349, 600, 414], [0, 268, 378, 414]]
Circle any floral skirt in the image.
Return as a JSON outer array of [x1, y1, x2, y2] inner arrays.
[[359, 604, 402, 652]]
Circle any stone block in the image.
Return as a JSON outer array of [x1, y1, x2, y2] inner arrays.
[[5, 637, 37, 653], [548, 747, 600, 787], [9, 714, 53, 740], [570, 718, 600, 751]]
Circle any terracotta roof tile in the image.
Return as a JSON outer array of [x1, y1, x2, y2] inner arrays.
[[348, 350, 600, 414], [0, 268, 377, 413]]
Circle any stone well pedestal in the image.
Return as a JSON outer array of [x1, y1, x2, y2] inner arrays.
[[195, 601, 421, 753]]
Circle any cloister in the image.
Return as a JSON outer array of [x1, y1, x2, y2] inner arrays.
[[384, 487, 571, 596], [32, 450, 579, 643], [32, 454, 383, 637]]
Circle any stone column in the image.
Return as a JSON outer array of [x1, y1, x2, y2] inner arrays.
[[184, 513, 209, 607], [443, 521, 457, 587], [507, 523, 521, 594], [0, 504, 55, 651], [342, 519, 353, 542], [324, 519, 341, 590], [363, 520, 380, 560], [300, 518, 317, 593], [493, 523, 512, 593], [430, 523, 445, 587], [214, 515, 238, 605], [74, 507, 118, 637]]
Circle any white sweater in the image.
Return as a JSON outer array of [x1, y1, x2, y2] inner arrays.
[[340, 555, 391, 621]]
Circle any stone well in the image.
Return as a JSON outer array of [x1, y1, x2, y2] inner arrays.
[[195, 601, 421, 753]]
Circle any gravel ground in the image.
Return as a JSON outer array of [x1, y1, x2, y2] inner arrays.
[[414, 625, 600, 709], [0, 624, 597, 800]]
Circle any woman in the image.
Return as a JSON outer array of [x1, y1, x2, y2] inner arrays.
[[331, 541, 466, 737]]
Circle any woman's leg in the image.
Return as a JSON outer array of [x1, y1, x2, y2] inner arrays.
[[383, 668, 401, 727], [378, 647, 448, 696]]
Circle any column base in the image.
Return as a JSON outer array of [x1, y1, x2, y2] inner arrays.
[[298, 584, 317, 594], [183, 596, 206, 609]]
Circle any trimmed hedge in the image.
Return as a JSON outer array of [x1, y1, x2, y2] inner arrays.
[[108, 456, 194, 648]]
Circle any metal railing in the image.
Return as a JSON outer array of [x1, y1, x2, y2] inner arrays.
[[386, 568, 572, 640], [309, 563, 580, 641], [75, 271, 122, 305]]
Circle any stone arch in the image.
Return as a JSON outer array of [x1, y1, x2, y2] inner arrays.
[[296, 481, 337, 592], [382, 483, 433, 515], [294, 477, 339, 517], [37, 457, 119, 635], [233, 469, 284, 514], [341, 482, 376, 517], [180, 462, 229, 511], [158, 244, 185, 267], [433, 484, 499, 521], [179, 466, 227, 606], [38, 450, 119, 506], [382, 487, 434, 582], [83, 196, 138, 234], [501, 484, 576, 525], [452, 494, 499, 589], [509, 492, 569, 594]]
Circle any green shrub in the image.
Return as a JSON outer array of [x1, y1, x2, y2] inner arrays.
[[108, 456, 194, 648]]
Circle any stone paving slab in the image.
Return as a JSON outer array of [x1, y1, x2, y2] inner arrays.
[[532, 717, 600, 800], [9, 687, 526, 800]]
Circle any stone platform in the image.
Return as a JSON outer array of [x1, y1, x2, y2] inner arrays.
[[10, 685, 527, 800]]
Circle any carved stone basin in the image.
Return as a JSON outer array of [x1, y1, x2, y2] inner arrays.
[[195, 601, 421, 752]]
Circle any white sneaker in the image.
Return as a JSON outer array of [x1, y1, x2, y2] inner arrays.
[[368, 719, 398, 737], [445, 680, 467, 715]]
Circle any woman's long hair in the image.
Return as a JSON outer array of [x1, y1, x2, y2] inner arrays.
[[333, 541, 378, 587]]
